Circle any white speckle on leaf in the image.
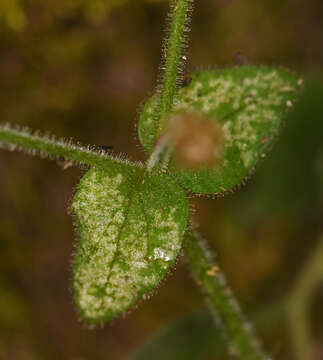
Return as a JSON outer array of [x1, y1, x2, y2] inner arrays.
[[154, 248, 165, 259]]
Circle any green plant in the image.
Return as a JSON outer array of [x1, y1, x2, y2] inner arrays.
[[288, 233, 323, 360], [0, 0, 302, 359]]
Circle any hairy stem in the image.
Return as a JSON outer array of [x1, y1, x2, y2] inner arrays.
[[288, 234, 323, 360], [146, 136, 171, 172], [0, 124, 136, 170], [157, 0, 191, 132], [183, 228, 267, 360]]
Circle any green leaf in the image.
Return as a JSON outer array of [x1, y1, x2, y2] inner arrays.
[[127, 310, 221, 360], [234, 79, 323, 218], [71, 164, 189, 324], [139, 66, 302, 195]]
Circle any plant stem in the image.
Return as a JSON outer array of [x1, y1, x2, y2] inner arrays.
[[288, 234, 323, 360], [183, 228, 267, 360], [0, 124, 136, 170], [146, 136, 171, 172], [157, 0, 191, 132]]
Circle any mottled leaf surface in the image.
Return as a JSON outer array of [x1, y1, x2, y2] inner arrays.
[[72, 165, 189, 324], [139, 66, 302, 194]]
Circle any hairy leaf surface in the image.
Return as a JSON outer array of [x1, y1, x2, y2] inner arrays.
[[139, 66, 302, 194], [71, 165, 189, 324]]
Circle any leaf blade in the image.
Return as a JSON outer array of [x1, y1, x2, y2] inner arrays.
[[72, 165, 189, 324], [139, 66, 302, 194]]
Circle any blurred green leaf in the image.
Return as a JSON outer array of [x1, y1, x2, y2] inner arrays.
[[127, 310, 222, 360], [139, 66, 301, 195], [233, 77, 323, 220], [0, 277, 30, 330], [0, 0, 25, 31]]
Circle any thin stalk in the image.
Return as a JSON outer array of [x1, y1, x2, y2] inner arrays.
[[157, 0, 191, 132], [183, 228, 268, 360], [288, 234, 323, 360], [146, 136, 171, 172], [0, 124, 137, 170]]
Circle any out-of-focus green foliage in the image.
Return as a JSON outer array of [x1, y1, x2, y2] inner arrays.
[[0, 277, 30, 329], [0, 0, 25, 30], [234, 78, 323, 219], [0, 0, 165, 30], [128, 310, 221, 360]]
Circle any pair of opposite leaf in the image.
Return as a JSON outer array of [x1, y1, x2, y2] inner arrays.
[[72, 66, 302, 324]]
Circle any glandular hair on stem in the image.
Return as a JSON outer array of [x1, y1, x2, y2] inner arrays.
[[156, 0, 194, 93]]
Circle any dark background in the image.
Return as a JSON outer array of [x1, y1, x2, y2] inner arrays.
[[0, 0, 323, 359]]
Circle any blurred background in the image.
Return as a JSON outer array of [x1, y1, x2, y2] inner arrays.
[[0, 0, 323, 359]]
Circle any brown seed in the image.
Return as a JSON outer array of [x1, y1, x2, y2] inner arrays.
[[166, 113, 223, 169]]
